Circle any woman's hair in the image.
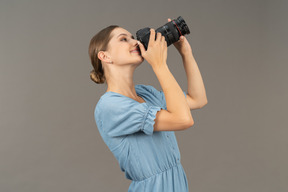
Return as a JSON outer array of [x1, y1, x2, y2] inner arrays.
[[89, 25, 119, 84]]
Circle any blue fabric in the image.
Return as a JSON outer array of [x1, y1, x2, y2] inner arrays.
[[94, 84, 188, 192]]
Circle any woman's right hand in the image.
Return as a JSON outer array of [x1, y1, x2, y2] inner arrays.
[[137, 28, 168, 70]]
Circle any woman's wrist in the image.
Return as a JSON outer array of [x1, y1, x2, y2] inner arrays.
[[180, 50, 194, 59], [152, 63, 169, 74]]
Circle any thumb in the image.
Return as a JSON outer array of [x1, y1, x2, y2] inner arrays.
[[137, 41, 146, 55]]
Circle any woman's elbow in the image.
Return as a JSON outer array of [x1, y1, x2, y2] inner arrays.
[[198, 100, 208, 109], [183, 117, 194, 129], [187, 119, 194, 128]]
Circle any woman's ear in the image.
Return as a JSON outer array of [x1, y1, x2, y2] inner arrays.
[[98, 51, 111, 63]]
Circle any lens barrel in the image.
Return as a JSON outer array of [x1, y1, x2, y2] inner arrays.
[[136, 16, 190, 50]]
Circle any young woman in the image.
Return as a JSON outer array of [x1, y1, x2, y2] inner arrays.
[[89, 18, 207, 192]]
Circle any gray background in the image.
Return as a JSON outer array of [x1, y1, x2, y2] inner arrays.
[[1, 0, 287, 191]]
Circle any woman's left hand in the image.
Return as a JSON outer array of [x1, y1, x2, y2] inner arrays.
[[167, 18, 193, 57]]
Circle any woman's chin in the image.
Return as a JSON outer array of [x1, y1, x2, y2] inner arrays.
[[135, 57, 144, 64]]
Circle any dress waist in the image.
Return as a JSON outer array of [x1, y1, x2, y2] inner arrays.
[[133, 162, 182, 182]]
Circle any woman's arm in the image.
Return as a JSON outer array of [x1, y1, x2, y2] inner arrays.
[[182, 52, 208, 109], [167, 18, 208, 109], [138, 29, 194, 130]]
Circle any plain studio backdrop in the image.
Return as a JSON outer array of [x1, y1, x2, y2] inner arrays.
[[0, 0, 287, 191]]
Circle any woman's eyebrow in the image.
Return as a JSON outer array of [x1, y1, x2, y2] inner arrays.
[[117, 33, 135, 39]]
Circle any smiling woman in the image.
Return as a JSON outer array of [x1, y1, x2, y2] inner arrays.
[[89, 24, 194, 192], [89, 26, 144, 85]]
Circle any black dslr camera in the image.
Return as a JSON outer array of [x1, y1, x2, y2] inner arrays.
[[136, 16, 190, 50]]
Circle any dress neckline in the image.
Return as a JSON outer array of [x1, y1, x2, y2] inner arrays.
[[104, 86, 146, 104]]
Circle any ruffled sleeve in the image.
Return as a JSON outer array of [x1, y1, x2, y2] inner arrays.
[[95, 94, 164, 138]]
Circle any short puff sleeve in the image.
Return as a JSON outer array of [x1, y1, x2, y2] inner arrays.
[[95, 94, 164, 138]]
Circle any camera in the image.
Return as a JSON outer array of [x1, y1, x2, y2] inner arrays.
[[136, 16, 190, 50]]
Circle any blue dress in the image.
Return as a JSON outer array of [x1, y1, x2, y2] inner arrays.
[[94, 84, 189, 192]]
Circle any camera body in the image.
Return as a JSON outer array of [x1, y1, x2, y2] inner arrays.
[[136, 16, 190, 50]]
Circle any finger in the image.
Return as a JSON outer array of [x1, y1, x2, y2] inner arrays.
[[156, 32, 162, 43], [163, 40, 167, 49], [149, 28, 155, 44], [161, 35, 165, 43], [137, 41, 146, 55], [179, 36, 185, 41], [163, 37, 167, 47], [160, 36, 165, 48]]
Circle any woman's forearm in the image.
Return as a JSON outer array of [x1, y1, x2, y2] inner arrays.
[[182, 53, 208, 106], [153, 64, 193, 123]]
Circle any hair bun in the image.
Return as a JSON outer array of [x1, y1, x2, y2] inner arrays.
[[89, 25, 117, 85], [90, 69, 98, 83], [90, 69, 105, 84]]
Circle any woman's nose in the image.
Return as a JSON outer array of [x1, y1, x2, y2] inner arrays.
[[131, 39, 138, 47]]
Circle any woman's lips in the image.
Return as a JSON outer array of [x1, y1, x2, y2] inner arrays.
[[130, 49, 140, 54]]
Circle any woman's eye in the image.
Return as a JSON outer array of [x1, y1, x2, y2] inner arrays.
[[121, 38, 127, 41]]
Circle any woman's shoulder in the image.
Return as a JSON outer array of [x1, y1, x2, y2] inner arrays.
[[136, 84, 165, 107], [135, 84, 159, 96], [95, 84, 160, 111], [96, 92, 126, 110], [95, 88, 146, 111]]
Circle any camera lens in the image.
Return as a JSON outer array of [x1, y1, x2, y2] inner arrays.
[[136, 16, 190, 50]]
